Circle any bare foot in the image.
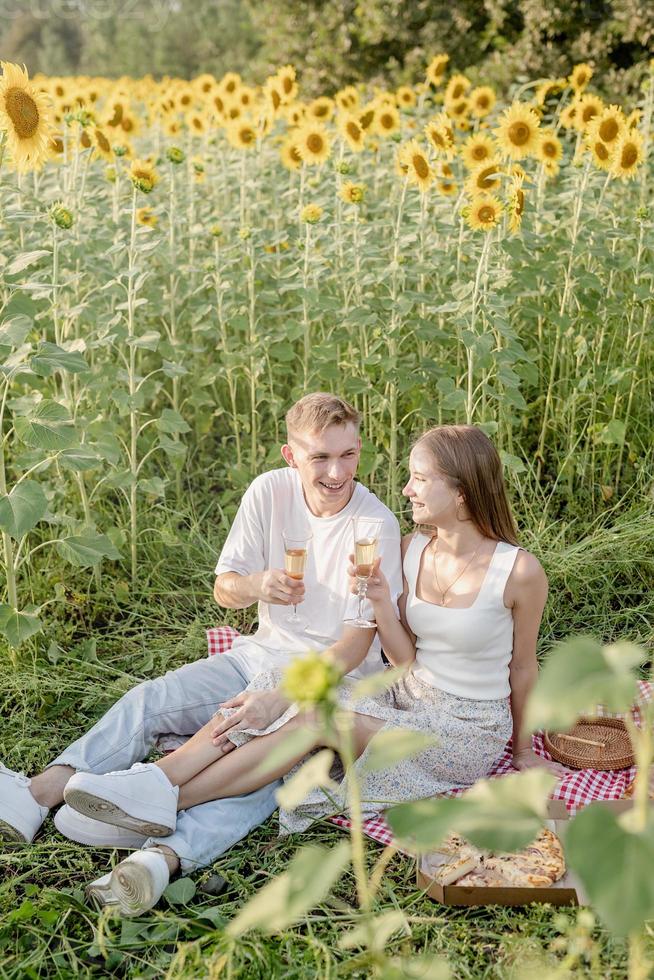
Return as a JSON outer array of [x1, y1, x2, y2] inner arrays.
[[29, 765, 75, 808]]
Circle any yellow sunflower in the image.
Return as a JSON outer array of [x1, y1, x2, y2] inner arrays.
[[426, 54, 449, 87], [358, 103, 376, 131], [396, 85, 417, 109], [446, 97, 470, 125], [461, 132, 496, 170], [374, 104, 401, 137], [445, 74, 471, 104], [339, 181, 365, 204], [226, 121, 257, 150], [263, 79, 283, 116], [534, 78, 566, 106], [296, 123, 331, 165], [586, 133, 614, 171], [465, 194, 503, 232], [589, 104, 626, 147], [300, 202, 323, 224], [559, 103, 578, 130], [219, 72, 242, 97], [338, 113, 365, 152], [335, 86, 359, 113], [424, 113, 455, 159], [0, 61, 53, 171], [610, 129, 645, 181], [136, 207, 158, 227], [276, 65, 298, 104], [280, 137, 302, 171], [186, 112, 206, 136], [285, 103, 306, 127], [626, 109, 642, 130], [507, 178, 525, 234], [576, 93, 603, 131], [542, 158, 560, 180], [398, 139, 434, 192], [569, 63, 593, 93], [465, 159, 502, 195], [308, 96, 334, 122], [494, 102, 540, 159], [469, 86, 496, 118], [129, 158, 159, 193], [536, 129, 563, 165], [437, 178, 457, 196], [92, 126, 113, 161]]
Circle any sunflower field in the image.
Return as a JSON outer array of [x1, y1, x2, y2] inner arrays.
[[0, 54, 653, 977]]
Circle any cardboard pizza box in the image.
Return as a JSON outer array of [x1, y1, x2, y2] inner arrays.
[[417, 819, 589, 907]]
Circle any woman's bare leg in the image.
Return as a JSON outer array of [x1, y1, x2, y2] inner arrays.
[[178, 712, 385, 810], [154, 714, 232, 787]]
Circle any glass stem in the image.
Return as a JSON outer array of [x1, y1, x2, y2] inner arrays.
[[357, 578, 367, 620]]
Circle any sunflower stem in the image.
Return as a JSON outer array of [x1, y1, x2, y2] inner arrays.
[[466, 233, 492, 425]]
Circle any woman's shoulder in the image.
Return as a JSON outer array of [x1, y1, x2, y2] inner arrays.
[[401, 529, 429, 557], [505, 547, 548, 602]]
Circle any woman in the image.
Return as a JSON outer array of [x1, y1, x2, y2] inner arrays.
[[82, 425, 564, 913]]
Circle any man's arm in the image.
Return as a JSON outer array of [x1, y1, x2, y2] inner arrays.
[[214, 569, 304, 609]]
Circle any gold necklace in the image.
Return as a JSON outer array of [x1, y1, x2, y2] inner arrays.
[[432, 537, 483, 606]]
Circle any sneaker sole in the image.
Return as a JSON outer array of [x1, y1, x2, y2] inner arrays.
[[63, 788, 173, 837], [54, 808, 147, 849], [111, 862, 159, 916], [0, 819, 28, 843]]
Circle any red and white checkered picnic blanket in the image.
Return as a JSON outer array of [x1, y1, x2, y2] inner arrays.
[[207, 626, 651, 849]]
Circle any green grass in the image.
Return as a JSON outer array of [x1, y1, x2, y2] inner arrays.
[[1, 480, 653, 978]]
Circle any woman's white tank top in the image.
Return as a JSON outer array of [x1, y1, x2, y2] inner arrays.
[[404, 532, 519, 700]]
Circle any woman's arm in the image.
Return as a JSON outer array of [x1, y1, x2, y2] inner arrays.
[[507, 551, 567, 776]]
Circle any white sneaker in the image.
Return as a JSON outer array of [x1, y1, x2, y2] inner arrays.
[[0, 763, 49, 843], [64, 762, 178, 836], [86, 849, 170, 916], [54, 805, 148, 849]]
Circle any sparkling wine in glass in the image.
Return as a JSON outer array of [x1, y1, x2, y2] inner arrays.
[[282, 530, 312, 628], [344, 516, 385, 629]]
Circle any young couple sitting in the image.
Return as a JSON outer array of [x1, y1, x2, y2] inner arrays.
[[0, 392, 564, 916]]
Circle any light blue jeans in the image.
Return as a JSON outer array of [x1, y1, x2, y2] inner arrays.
[[49, 654, 280, 872]]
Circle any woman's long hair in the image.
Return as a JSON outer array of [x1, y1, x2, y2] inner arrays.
[[414, 425, 519, 545]]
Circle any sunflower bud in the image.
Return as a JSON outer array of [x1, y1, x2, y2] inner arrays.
[[282, 651, 341, 708], [335, 160, 351, 175], [166, 146, 185, 165], [49, 203, 74, 230], [210, 224, 223, 238], [113, 144, 127, 157], [300, 203, 323, 224], [238, 226, 251, 240], [636, 206, 650, 221]]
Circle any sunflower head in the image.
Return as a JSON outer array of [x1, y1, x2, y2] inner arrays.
[[470, 86, 496, 118], [339, 181, 365, 205], [576, 93, 603, 131], [129, 158, 158, 193], [276, 65, 298, 104], [465, 158, 502, 196], [494, 102, 540, 160], [49, 202, 74, 230], [166, 145, 185, 165], [424, 112, 455, 159], [226, 121, 257, 150], [569, 63, 593, 93], [398, 139, 433, 192], [464, 193, 503, 232], [300, 202, 323, 224], [461, 132, 496, 170], [136, 206, 158, 228], [308, 96, 334, 122], [610, 129, 645, 181], [297, 123, 331, 165], [396, 85, 417, 109], [374, 104, 401, 137], [0, 61, 54, 171], [507, 178, 526, 234], [280, 137, 302, 171], [426, 54, 449, 87], [589, 105, 626, 146], [335, 86, 359, 113], [536, 129, 563, 165], [338, 113, 365, 152], [445, 73, 471, 104]]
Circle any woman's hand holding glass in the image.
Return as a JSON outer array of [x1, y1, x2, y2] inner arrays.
[[347, 555, 391, 606]]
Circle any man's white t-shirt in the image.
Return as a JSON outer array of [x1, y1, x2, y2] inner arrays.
[[214, 467, 402, 681]]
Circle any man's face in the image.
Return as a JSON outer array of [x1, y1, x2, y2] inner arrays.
[[282, 422, 361, 515]]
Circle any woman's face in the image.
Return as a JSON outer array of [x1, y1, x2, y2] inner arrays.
[[402, 445, 460, 526]]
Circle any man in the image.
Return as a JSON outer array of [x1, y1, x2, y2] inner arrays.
[[0, 393, 402, 913]]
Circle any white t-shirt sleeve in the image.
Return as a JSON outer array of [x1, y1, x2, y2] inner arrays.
[[214, 480, 266, 577]]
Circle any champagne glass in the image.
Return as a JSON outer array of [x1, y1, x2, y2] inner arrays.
[[344, 516, 385, 629], [282, 529, 312, 628]]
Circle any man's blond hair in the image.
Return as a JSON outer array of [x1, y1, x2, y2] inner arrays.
[[285, 392, 360, 439]]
